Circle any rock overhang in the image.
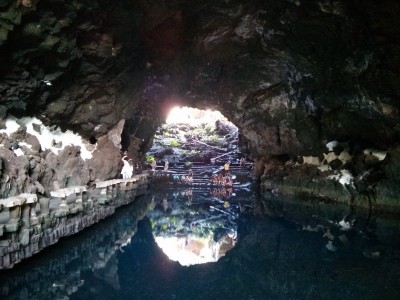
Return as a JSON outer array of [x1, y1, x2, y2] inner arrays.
[[0, 0, 399, 208]]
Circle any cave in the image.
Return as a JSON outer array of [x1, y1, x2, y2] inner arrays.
[[0, 0, 400, 298], [145, 106, 249, 267]]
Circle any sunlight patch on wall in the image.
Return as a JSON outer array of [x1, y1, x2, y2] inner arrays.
[[0, 115, 95, 159]]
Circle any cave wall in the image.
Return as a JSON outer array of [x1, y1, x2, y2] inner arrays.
[[1, 0, 400, 208]]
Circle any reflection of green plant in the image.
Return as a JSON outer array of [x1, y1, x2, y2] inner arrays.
[[170, 140, 180, 147]]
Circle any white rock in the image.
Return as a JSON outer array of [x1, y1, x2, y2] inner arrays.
[[302, 156, 321, 165], [338, 219, 351, 230], [326, 241, 337, 252], [339, 169, 353, 186], [326, 141, 338, 151], [20, 193, 38, 204], [363, 148, 387, 161], [338, 150, 352, 163], [318, 164, 330, 172], [0, 196, 26, 207], [328, 169, 354, 188], [323, 152, 337, 164]]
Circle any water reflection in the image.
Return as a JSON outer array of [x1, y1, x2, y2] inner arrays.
[[258, 192, 400, 256], [0, 189, 399, 300], [0, 194, 152, 300], [147, 187, 250, 266]]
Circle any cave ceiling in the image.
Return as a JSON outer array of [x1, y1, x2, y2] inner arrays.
[[1, 0, 400, 158]]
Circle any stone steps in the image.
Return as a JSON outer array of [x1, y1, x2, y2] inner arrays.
[[151, 160, 253, 189]]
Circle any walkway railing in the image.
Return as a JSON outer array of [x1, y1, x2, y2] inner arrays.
[[0, 172, 149, 269]]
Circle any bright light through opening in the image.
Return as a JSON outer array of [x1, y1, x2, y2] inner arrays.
[[155, 232, 236, 266], [155, 236, 217, 266], [166, 106, 227, 125]]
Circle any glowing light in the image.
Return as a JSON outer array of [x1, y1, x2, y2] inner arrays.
[[166, 106, 226, 125], [154, 232, 236, 266], [155, 236, 217, 266]]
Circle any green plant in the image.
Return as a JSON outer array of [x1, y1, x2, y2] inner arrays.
[[170, 140, 180, 147], [187, 150, 201, 161], [204, 123, 214, 133], [146, 154, 155, 164]]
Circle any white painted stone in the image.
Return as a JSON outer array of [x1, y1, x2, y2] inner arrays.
[[323, 152, 337, 164], [339, 219, 351, 230], [50, 190, 66, 198], [326, 241, 337, 252], [326, 140, 338, 151], [318, 164, 330, 172], [338, 150, 352, 163], [0, 196, 26, 208], [20, 193, 38, 204], [363, 148, 387, 161], [302, 156, 320, 165]]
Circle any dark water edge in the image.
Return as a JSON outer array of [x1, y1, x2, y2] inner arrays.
[[0, 189, 399, 300]]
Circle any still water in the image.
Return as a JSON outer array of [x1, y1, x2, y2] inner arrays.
[[0, 187, 399, 300]]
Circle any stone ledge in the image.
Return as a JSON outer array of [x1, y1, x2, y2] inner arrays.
[[0, 173, 149, 269]]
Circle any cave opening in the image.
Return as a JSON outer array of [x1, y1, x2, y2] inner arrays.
[[146, 106, 243, 167], [145, 106, 255, 266]]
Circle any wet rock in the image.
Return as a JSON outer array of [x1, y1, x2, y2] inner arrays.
[[329, 158, 343, 170], [363, 246, 383, 259], [325, 241, 337, 252]]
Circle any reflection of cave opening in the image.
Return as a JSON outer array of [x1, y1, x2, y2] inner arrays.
[[147, 189, 241, 266], [145, 107, 254, 266]]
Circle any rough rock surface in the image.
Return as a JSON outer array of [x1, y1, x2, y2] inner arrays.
[[0, 175, 148, 269], [0, 0, 400, 209]]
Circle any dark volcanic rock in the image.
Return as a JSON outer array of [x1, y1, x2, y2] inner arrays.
[[0, 0, 399, 209]]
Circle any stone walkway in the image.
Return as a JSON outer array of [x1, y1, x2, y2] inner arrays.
[[0, 173, 149, 269]]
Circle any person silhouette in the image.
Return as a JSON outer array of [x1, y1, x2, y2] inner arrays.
[[151, 159, 157, 171], [164, 159, 169, 172], [121, 155, 131, 179]]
